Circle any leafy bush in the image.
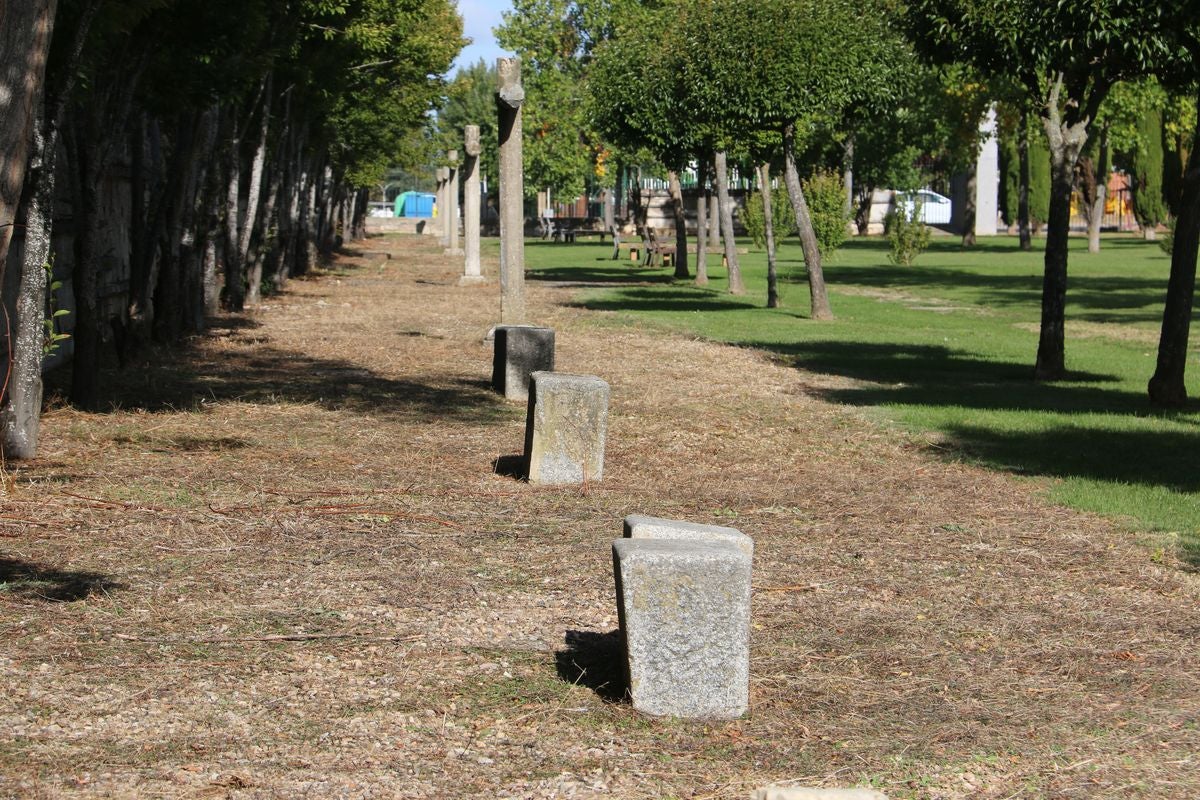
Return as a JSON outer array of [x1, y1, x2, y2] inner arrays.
[[885, 197, 932, 266], [803, 170, 850, 259], [1159, 216, 1175, 256], [740, 184, 795, 250]]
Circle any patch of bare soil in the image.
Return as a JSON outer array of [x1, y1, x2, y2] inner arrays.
[[1, 236, 1197, 799]]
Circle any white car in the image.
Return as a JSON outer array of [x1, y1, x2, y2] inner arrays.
[[898, 190, 952, 225]]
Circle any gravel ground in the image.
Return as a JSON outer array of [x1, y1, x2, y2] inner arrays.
[[0, 234, 1197, 799]]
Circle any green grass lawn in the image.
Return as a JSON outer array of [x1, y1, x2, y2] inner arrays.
[[520, 234, 1200, 567]]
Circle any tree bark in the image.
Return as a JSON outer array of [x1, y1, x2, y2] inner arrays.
[[1086, 136, 1108, 254], [199, 108, 226, 320], [695, 158, 709, 286], [241, 78, 272, 305], [961, 168, 978, 248], [667, 170, 689, 279], [782, 124, 833, 320], [66, 122, 102, 410], [713, 150, 745, 294], [709, 172, 721, 253], [1, 109, 54, 458], [843, 135, 854, 217], [223, 126, 244, 310], [1035, 77, 1090, 381], [0, 0, 57, 280], [1148, 95, 1200, 408], [760, 163, 779, 309], [1018, 106, 1032, 251]]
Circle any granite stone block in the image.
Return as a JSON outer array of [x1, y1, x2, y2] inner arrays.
[[612, 538, 751, 719], [523, 371, 608, 484], [623, 514, 753, 558], [491, 325, 554, 401]]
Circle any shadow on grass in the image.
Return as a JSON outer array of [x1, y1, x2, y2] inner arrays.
[[554, 629, 627, 703], [527, 264, 676, 285], [940, 424, 1200, 572], [0, 558, 123, 602], [572, 285, 761, 314], [940, 424, 1200, 493], [759, 340, 1140, 415], [825, 264, 1167, 318], [492, 454, 527, 481]]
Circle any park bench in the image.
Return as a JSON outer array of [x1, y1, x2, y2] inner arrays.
[[645, 227, 677, 267], [552, 218, 609, 243]]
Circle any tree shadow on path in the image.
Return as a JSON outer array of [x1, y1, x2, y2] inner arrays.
[[0, 558, 123, 602], [555, 629, 627, 703]]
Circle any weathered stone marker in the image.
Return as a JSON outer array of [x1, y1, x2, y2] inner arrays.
[[523, 371, 609, 485], [460, 125, 484, 284], [752, 789, 889, 800], [445, 149, 462, 255], [496, 57, 525, 323], [612, 517, 752, 719], [491, 325, 554, 402], [624, 514, 753, 558]]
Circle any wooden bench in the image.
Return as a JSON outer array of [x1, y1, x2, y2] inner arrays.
[[645, 227, 677, 267]]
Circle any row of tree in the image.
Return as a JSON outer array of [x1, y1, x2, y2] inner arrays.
[[0, 0, 463, 458], [440, 0, 1200, 406]]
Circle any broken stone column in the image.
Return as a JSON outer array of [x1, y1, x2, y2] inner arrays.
[[523, 371, 608, 485], [496, 57, 525, 324], [612, 518, 752, 719], [460, 125, 484, 284], [974, 105, 1000, 237], [491, 324, 554, 402], [445, 149, 462, 255]]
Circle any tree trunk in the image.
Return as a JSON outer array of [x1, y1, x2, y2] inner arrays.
[[1, 110, 55, 458], [200, 107, 225, 319], [242, 81, 271, 306], [695, 158, 708, 286], [759, 163, 779, 309], [667, 170, 689, 279], [1018, 106, 1032, 251], [961, 168, 977, 247], [1035, 87, 1089, 381], [0, 0, 57, 280], [1148, 95, 1200, 408], [709, 173, 721, 253], [782, 124, 833, 320], [855, 187, 872, 236], [843, 135, 854, 217], [223, 128, 244, 310], [1086, 137, 1108, 254], [67, 126, 102, 411], [713, 150, 745, 294]]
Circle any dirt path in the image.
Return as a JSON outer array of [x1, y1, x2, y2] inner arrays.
[[1, 235, 1197, 799]]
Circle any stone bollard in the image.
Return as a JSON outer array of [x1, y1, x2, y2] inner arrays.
[[612, 530, 751, 719], [624, 514, 753, 558], [491, 325, 554, 402], [523, 371, 609, 485]]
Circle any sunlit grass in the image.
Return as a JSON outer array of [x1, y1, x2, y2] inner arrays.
[[523, 233, 1200, 566]]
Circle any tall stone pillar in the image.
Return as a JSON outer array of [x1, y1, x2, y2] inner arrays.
[[496, 57, 525, 324], [437, 167, 451, 247], [461, 126, 484, 284], [446, 150, 462, 255], [974, 106, 1000, 236]]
